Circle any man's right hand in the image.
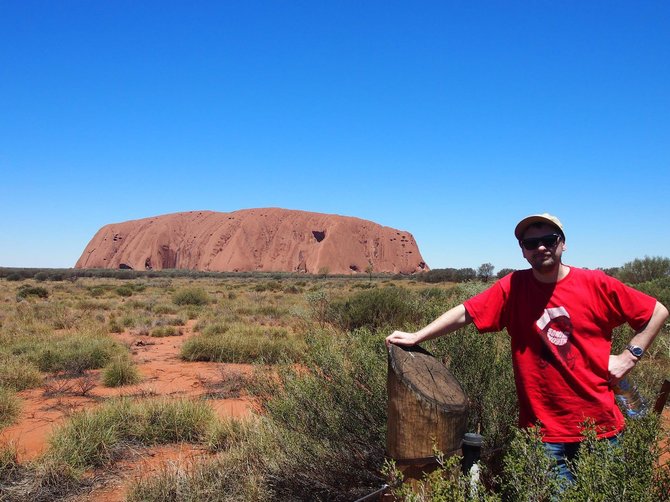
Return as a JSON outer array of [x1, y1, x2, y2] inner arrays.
[[385, 330, 420, 348]]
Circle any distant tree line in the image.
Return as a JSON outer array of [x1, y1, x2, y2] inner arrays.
[[417, 256, 670, 285], [2, 256, 669, 290]]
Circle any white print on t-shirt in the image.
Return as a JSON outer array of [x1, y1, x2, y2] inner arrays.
[[535, 306, 575, 369], [536, 307, 570, 346]]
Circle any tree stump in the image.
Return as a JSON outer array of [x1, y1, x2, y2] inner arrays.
[[387, 343, 468, 465]]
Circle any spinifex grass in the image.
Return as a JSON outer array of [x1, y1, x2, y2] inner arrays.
[[181, 323, 305, 364], [102, 355, 142, 387], [0, 388, 21, 428], [150, 325, 182, 337], [0, 355, 42, 391], [44, 397, 217, 471]]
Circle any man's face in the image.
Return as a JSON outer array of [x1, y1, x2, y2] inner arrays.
[[520, 224, 565, 273]]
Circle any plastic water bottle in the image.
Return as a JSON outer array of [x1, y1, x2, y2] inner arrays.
[[613, 377, 648, 419], [462, 433, 483, 496]]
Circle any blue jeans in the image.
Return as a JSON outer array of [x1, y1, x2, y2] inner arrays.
[[543, 436, 620, 483]]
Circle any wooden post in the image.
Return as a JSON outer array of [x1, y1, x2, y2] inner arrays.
[[653, 378, 670, 414], [386, 344, 468, 483]]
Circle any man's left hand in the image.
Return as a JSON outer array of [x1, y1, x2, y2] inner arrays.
[[608, 352, 638, 384]]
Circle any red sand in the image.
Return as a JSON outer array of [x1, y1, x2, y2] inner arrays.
[[0, 320, 254, 462]]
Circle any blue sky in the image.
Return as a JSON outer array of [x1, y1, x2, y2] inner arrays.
[[1, 1, 668, 272]]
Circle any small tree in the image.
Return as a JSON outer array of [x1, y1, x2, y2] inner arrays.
[[365, 261, 374, 282], [497, 268, 515, 279], [617, 256, 670, 284], [477, 263, 495, 282]]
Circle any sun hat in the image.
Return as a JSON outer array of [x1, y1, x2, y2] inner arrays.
[[514, 213, 565, 240]]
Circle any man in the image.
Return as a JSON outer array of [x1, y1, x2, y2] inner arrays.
[[386, 213, 669, 480]]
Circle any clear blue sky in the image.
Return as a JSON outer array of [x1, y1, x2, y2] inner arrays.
[[1, 1, 668, 272]]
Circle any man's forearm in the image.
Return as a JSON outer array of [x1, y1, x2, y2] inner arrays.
[[627, 301, 669, 352], [414, 304, 473, 342], [385, 304, 473, 346], [609, 301, 669, 380]]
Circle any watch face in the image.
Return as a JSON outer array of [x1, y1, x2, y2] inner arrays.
[[628, 345, 644, 358]]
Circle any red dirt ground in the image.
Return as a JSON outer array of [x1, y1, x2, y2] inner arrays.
[[0, 320, 255, 500]]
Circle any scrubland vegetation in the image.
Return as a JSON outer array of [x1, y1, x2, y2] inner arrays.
[[0, 257, 668, 501]]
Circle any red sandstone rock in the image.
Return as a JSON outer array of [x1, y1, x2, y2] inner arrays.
[[75, 208, 429, 274]]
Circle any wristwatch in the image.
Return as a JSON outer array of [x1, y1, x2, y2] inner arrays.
[[627, 345, 644, 359]]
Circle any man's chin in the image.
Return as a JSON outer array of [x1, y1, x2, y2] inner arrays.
[[531, 259, 557, 273]]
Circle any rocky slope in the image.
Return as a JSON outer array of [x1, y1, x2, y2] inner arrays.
[[75, 208, 428, 274]]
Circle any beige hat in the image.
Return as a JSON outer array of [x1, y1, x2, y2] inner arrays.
[[514, 213, 565, 240]]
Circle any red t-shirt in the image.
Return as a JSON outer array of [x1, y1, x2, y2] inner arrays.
[[463, 266, 656, 442]]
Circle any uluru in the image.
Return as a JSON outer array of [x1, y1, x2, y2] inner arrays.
[[75, 208, 429, 275]]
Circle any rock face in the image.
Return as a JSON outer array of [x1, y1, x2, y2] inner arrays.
[[75, 208, 429, 275]]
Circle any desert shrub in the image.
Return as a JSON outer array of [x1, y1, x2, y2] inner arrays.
[[150, 325, 181, 337], [45, 397, 216, 470], [327, 286, 425, 331], [6, 273, 23, 281], [385, 415, 669, 501], [181, 324, 304, 364], [102, 356, 141, 387], [16, 285, 49, 300], [0, 388, 21, 428], [428, 326, 517, 461], [250, 328, 389, 500], [0, 356, 42, 391], [173, 287, 210, 306], [383, 451, 497, 502], [115, 285, 134, 297]]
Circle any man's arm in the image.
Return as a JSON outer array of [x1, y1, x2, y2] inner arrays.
[[385, 304, 473, 347], [609, 301, 669, 382]]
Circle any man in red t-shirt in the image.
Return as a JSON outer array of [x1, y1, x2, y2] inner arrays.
[[386, 213, 669, 480]]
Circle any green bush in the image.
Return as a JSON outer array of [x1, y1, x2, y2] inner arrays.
[[173, 287, 210, 306], [249, 328, 388, 500], [385, 415, 670, 501], [327, 286, 425, 331], [115, 285, 134, 297], [16, 285, 49, 300]]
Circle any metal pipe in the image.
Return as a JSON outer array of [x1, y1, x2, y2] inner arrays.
[[353, 483, 391, 502]]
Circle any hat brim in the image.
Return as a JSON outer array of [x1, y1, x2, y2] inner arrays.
[[514, 215, 564, 240]]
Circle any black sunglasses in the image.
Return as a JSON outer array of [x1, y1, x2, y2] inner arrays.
[[520, 234, 561, 251]]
